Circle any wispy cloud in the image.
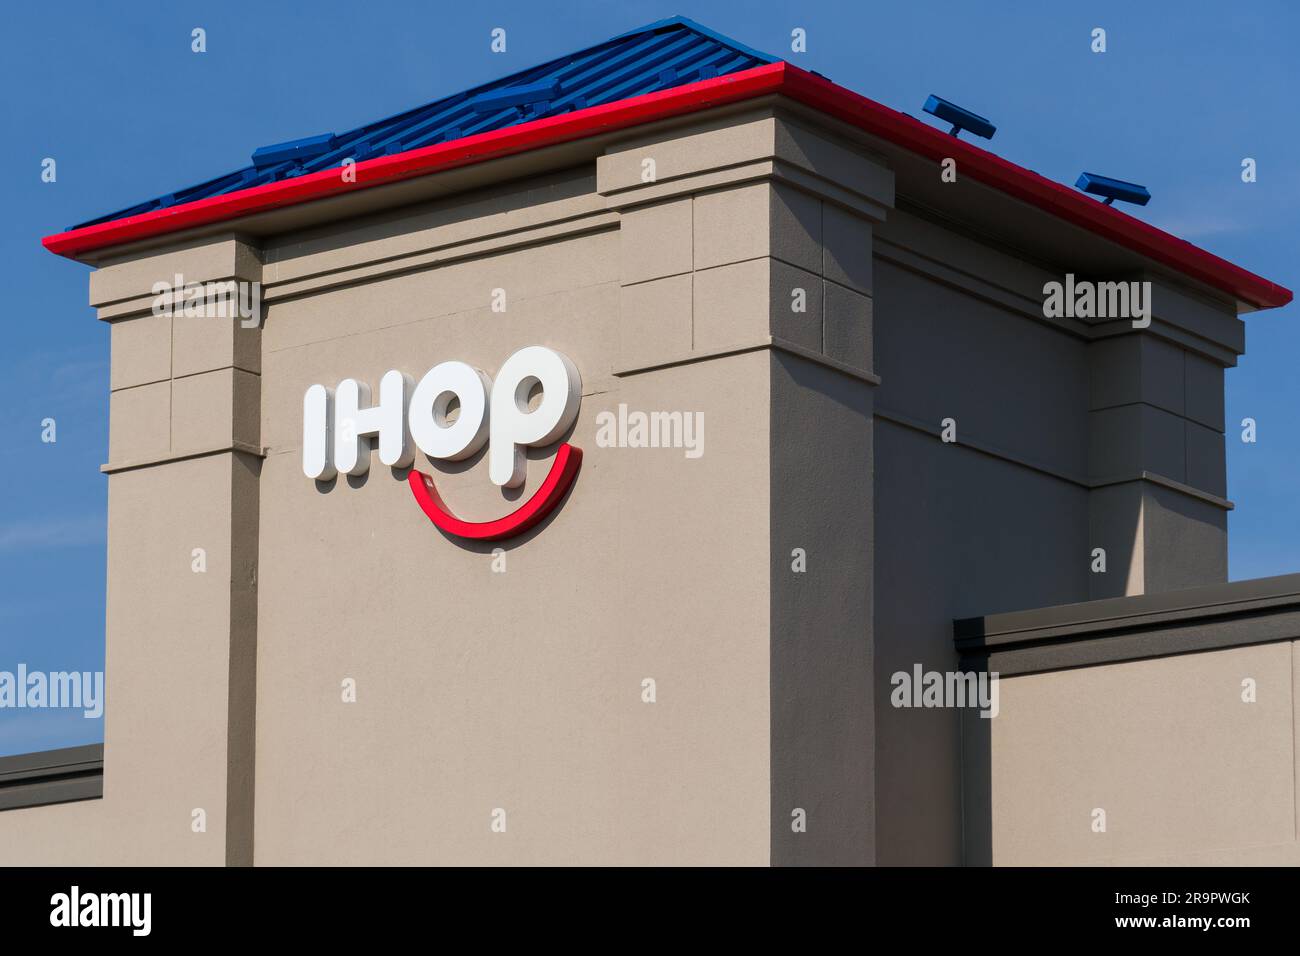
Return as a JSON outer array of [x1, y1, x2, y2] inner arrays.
[[1144, 216, 1245, 240], [50, 357, 109, 390], [0, 514, 104, 553]]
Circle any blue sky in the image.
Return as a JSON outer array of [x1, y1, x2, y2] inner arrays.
[[2, 0, 1297, 755]]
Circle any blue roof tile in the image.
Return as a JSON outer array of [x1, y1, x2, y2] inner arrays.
[[73, 16, 776, 229]]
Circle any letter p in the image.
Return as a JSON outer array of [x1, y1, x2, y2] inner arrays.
[[488, 347, 581, 488]]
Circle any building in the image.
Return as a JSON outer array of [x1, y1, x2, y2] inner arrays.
[[1, 17, 1294, 866]]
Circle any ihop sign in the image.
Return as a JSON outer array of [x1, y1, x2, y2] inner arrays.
[[302, 346, 582, 541]]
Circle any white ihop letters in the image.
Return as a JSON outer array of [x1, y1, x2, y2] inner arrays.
[[303, 346, 581, 487]]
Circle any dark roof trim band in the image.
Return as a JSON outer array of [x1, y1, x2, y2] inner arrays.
[[955, 573, 1300, 676], [0, 743, 104, 812]]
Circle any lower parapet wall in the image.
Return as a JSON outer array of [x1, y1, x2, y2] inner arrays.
[[955, 573, 1300, 865]]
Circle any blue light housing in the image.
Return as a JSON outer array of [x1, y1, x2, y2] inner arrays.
[[1075, 172, 1151, 207], [470, 78, 562, 113], [922, 94, 996, 140], [251, 133, 338, 169]]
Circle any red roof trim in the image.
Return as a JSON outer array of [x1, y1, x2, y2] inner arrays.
[[777, 66, 1291, 310], [42, 61, 1291, 309], [40, 65, 786, 260]]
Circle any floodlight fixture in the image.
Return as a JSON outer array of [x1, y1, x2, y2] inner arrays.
[[922, 94, 996, 140], [1075, 172, 1151, 207]]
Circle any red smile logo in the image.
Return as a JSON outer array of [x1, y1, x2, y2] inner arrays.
[[407, 443, 582, 541]]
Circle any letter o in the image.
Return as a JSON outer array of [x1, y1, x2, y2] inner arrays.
[[409, 361, 491, 460]]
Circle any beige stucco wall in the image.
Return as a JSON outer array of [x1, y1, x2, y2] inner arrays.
[[973, 641, 1300, 865], [254, 255, 775, 862], [869, 195, 1244, 864]]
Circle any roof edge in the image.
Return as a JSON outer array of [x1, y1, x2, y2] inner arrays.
[[777, 65, 1291, 311], [953, 572, 1300, 677], [0, 743, 104, 813], [42, 63, 787, 262], [42, 61, 1292, 311], [613, 16, 779, 66]]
